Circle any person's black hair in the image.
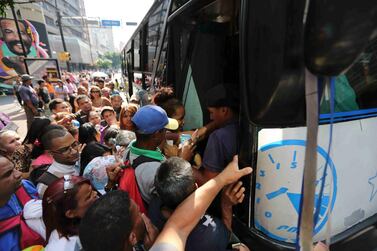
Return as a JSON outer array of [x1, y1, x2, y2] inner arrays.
[[80, 142, 111, 175], [78, 123, 97, 145], [48, 98, 65, 112], [40, 125, 68, 150], [23, 117, 52, 159], [79, 191, 132, 251], [23, 117, 51, 145], [152, 87, 183, 117], [206, 84, 239, 112], [155, 157, 195, 209], [161, 98, 183, 118], [103, 127, 120, 145], [135, 132, 154, 142], [75, 94, 90, 104]]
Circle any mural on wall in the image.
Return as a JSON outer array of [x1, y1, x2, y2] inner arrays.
[[0, 17, 50, 83]]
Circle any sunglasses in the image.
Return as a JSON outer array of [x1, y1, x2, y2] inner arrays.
[[91, 90, 100, 93]]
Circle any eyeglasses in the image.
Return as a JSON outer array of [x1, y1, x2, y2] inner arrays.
[[51, 141, 80, 155]]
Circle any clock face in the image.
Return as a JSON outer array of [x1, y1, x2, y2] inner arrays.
[[254, 140, 337, 243]]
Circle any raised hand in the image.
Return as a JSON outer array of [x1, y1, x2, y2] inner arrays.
[[179, 140, 196, 161], [222, 181, 246, 207], [105, 162, 122, 184], [141, 213, 159, 250], [217, 156, 253, 186]]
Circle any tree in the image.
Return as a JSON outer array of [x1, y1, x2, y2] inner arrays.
[[95, 58, 112, 70], [0, 0, 13, 17], [99, 52, 121, 70]]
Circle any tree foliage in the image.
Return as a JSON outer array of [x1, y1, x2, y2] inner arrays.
[[95, 58, 112, 70], [0, 0, 13, 17], [99, 52, 121, 69]]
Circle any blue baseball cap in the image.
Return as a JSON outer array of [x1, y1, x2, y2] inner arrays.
[[132, 105, 179, 134]]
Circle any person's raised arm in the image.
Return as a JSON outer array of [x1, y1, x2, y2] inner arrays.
[[151, 155, 252, 251]]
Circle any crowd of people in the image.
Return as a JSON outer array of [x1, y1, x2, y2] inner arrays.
[[0, 73, 329, 251]]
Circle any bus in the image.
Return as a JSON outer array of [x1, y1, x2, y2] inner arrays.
[[121, 0, 377, 250]]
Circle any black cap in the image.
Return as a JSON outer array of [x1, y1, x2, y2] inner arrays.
[[206, 84, 239, 109]]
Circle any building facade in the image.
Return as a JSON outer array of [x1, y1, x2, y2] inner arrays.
[[39, 0, 93, 70], [89, 26, 116, 60]]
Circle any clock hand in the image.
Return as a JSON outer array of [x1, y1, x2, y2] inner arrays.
[[266, 187, 289, 200]]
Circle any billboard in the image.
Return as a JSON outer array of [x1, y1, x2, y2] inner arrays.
[[24, 58, 60, 83], [0, 17, 51, 83]]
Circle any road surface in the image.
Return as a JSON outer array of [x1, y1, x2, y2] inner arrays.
[[0, 95, 27, 138]]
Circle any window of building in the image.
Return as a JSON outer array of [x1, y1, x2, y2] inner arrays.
[[45, 16, 55, 26]]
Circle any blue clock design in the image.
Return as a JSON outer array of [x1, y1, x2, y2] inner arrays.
[[254, 139, 337, 243]]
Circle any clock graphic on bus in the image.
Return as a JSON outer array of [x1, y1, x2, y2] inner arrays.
[[254, 139, 337, 243]]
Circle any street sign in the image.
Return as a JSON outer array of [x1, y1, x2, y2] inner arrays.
[[126, 22, 137, 26], [101, 20, 121, 27]]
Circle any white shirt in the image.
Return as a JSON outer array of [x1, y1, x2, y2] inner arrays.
[[45, 230, 81, 251], [37, 161, 79, 198], [24, 199, 46, 240]]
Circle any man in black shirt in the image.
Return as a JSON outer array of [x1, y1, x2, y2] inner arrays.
[[74, 95, 93, 125]]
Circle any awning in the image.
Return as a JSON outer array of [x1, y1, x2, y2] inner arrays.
[[49, 35, 93, 65]]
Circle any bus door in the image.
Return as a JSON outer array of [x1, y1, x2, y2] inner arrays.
[[168, 0, 240, 131]]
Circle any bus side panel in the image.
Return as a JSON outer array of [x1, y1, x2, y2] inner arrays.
[[253, 117, 377, 243]]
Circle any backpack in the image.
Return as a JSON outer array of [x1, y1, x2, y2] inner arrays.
[[39, 88, 50, 104], [36, 170, 59, 187], [0, 185, 45, 250], [118, 152, 159, 214], [29, 164, 52, 186]]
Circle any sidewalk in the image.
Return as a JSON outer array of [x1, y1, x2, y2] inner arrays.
[[0, 95, 28, 138]]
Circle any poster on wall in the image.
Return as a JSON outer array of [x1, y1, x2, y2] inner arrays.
[[24, 58, 60, 83], [0, 17, 51, 84]]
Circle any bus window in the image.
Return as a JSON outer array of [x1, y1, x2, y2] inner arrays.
[[319, 75, 359, 114], [182, 65, 203, 130], [319, 38, 377, 122], [147, 1, 169, 72], [134, 33, 140, 71]]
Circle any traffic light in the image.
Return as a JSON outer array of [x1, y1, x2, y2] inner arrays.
[[58, 51, 71, 61], [66, 52, 71, 61]]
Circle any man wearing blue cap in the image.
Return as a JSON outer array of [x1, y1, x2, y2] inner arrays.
[[120, 105, 178, 204]]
